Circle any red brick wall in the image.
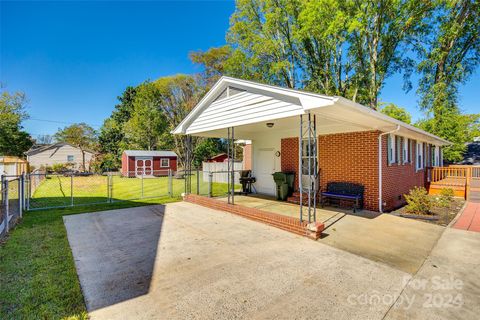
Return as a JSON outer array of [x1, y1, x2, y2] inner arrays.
[[280, 131, 429, 212], [243, 144, 252, 170], [381, 136, 427, 211], [281, 138, 299, 190], [318, 131, 380, 211]]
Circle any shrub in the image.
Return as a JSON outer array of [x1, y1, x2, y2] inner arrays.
[[436, 188, 455, 208], [404, 187, 432, 215]]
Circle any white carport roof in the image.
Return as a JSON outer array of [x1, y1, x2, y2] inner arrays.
[[173, 77, 450, 146]]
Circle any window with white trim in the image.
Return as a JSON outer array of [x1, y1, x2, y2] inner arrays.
[[416, 142, 423, 170], [160, 158, 170, 167], [396, 136, 402, 164], [403, 138, 409, 163], [387, 134, 396, 164]]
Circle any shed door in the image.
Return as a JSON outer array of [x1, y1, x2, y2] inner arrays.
[[135, 157, 153, 176]]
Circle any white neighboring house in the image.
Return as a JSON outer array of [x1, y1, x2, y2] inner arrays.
[[25, 143, 95, 171]]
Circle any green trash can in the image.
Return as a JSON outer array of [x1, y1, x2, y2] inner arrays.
[[285, 172, 295, 196], [272, 172, 289, 200]]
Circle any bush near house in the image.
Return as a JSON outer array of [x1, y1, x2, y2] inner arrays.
[[404, 187, 432, 215], [437, 188, 455, 208]]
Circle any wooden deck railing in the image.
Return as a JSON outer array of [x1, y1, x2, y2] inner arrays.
[[427, 165, 480, 199]]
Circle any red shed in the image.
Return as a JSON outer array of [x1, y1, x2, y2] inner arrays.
[[121, 150, 177, 177]]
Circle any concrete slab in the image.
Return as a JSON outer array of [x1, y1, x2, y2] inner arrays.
[[65, 202, 410, 320], [219, 195, 444, 274], [385, 228, 480, 320]]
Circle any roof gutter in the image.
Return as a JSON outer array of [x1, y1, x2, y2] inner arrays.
[[378, 125, 400, 213]]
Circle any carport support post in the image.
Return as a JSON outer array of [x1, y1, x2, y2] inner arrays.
[[299, 115, 303, 222], [231, 127, 235, 205]]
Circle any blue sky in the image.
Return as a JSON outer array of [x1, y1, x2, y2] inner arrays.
[[1, 1, 479, 138]]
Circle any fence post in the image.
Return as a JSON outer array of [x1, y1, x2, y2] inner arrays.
[[196, 168, 200, 195], [19, 174, 23, 218], [110, 174, 114, 203], [168, 169, 173, 197], [70, 174, 74, 207], [141, 173, 144, 198], [25, 173, 32, 211], [4, 179, 9, 233], [208, 172, 213, 197]]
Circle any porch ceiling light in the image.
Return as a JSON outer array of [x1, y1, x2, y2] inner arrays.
[[266, 122, 274, 128]]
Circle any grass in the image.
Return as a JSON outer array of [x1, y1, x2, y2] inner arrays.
[[0, 173, 240, 319], [30, 173, 239, 209], [0, 197, 179, 320]]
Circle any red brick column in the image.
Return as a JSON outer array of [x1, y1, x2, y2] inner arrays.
[[281, 137, 299, 190]]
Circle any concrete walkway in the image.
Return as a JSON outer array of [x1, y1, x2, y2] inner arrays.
[[64, 202, 480, 319], [385, 227, 480, 319]]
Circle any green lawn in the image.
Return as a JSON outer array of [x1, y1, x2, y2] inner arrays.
[[0, 197, 179, 320], [30, 173, 238, 209]]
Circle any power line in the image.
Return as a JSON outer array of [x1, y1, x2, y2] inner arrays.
[[25, 118, 102, 127]]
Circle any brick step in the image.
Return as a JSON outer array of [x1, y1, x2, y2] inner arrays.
[[287, 192, 321, 205]]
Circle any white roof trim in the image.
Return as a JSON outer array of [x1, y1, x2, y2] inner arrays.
[[173, 77, 451, 146]]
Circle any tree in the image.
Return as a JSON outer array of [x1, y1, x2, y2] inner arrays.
[[0, 87, 33, 156], [193, 138, 225, 167], [35, 134, 54, 145], [146, 75, 202, 168], [380, 103, 412, 123], [123, 82, 169, 151], [417, 0, 479, 113], [99, 86, 137, 158], [193, 0, 431, 109], [189, 46, 233, 88], [54, 123, 97, 172], [416, 111, 480, 162], [415, 0, 479, 161]]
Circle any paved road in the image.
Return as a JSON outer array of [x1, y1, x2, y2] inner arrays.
[[64, 202, 480, 319]]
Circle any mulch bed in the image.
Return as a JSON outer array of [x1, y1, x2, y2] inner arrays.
[[390, 198, 465, 227]]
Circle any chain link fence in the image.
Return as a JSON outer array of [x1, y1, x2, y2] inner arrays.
[[0, 169, 242, 240], [1, 175, 24, 238]]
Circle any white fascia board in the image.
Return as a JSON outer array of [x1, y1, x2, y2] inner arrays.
[[173, 76, 335, 134], [186, 109, 305, 135], [334, 97, 451, 146]]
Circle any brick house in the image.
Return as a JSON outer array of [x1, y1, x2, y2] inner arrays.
[[121, 150, 177, 177], [173, 77, 450, 213]]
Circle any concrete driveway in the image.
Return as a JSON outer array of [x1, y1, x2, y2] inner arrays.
[[64, 202, 480, 319]]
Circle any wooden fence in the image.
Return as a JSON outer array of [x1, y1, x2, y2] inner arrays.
[[202, 161, 243, 184]]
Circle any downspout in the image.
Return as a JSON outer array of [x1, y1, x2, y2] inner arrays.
[[378, 125, 400, 213]]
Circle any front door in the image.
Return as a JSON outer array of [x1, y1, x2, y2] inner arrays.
[[135, 157, 153, 176], [255, 148, 276, 195]]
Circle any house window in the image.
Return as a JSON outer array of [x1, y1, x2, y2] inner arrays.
[[396, 136, 402, 164], [416, 142, 423, 171], [387, 134, 396, 164], [301, 139, 317, 175], [403, 138, 409, 163], [160, 158, 170, 168], [67, 155, 74, 162]]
